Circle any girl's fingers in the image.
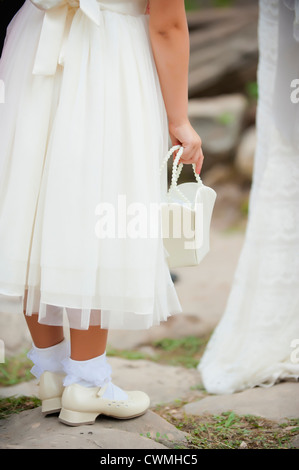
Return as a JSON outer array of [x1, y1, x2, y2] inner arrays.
[[196, 149, 204, 174], [171, 142, 204, 176], [195, 159, 202, 175], [179, 147, 203, 164]]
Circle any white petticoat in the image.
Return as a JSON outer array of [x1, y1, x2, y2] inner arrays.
[[0, 0, 183, 330]]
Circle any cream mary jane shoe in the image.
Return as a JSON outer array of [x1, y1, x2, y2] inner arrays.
[[39, 371, 65, 416], [58, 383, 150, 426]]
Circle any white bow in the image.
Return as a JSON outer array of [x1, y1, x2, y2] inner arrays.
[[31, 0, 102, 75]]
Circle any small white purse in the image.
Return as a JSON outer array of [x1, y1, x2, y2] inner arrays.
[[160, 145, 217, 269]]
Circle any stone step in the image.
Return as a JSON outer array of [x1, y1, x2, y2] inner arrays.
[[184, 381, 299, 423], [0, 407, 186, 449]]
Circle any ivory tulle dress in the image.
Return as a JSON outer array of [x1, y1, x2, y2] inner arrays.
[[0, 0, 183, 330], [198, 0, 299, 394]]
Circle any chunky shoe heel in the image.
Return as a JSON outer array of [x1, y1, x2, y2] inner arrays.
[[59, 408, 100, 426], [39, 371, 65, 416], [42, 397, 62, 415]]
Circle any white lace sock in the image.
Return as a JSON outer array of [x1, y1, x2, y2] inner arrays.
[[61, 352, 128, 400], [27, 338, 70, 379]]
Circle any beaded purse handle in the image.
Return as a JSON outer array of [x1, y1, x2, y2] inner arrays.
[[159, 145, 203, 204]]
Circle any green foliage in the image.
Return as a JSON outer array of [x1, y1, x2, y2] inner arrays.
[[153, 335, 205, 353], [240, 197, 249, 216], [212, 0, 234, 7], [246, 81, 259, 100], [155, 405, 299, 449], [152, 335, 209, 368], [107, 348, 147, 361], [216, 111, 236, 126], [0, 351, 33, 386], [0, 396, 41, 420], [184, 0, 201, 10], [185, 0, 235, 10]]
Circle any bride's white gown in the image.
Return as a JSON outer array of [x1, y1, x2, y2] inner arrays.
[[198, 0, 299, 394]]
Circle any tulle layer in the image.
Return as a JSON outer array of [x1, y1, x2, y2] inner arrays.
[[0, 1, 183, 330]]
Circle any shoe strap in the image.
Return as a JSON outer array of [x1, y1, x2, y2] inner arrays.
[[97, 382, 110, 397]]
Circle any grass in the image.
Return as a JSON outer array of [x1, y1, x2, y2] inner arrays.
[[106, 348, 149, 361], [0, 396, 41, 420], [151, 335, 210, 368], [0, 350, 33, 386], [184, 0, 235, 10], [154, 402, 299, 449], [107, 334, 210, 369]]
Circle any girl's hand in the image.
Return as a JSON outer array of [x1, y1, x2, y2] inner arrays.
[[169, 120, 204, 175]]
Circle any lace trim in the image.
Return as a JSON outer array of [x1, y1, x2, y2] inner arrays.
[[62, 353, 112, 387], [27, 339, 70, 379]]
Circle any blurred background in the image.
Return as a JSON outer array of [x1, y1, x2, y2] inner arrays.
[[181, 0, 259, 233], [0, 0, 259, 395]]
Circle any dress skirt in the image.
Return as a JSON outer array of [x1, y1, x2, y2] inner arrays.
[[0, 0, 183, 330]]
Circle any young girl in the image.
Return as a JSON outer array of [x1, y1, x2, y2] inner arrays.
[[0, 0, 203, 426]]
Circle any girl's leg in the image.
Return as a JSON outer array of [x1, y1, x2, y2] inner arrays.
[[23, 288, 64, 348], [23, 288, 107, 356], [63, 317, 128, 400], [69, 326, 108, 360], [23, 288, 69, 380], [23, 314, 64, 348]]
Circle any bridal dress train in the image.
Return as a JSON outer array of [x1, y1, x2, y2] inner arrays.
[[0, 0, 183, 330], [198, 0, 299, 394]]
